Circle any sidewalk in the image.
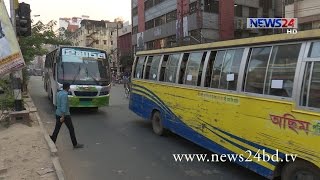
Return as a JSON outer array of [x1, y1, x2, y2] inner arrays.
[[0, 96, 63, 180]]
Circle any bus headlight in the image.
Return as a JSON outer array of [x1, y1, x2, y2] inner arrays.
[[100, 87, 109, 96]]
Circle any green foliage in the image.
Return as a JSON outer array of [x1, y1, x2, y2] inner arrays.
[[19, 20, 72, 64], [120, 54, 134, 69], [0, 78, 14, 110]]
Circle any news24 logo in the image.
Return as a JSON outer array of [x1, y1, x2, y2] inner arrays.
[[247, 18, 298, 34]]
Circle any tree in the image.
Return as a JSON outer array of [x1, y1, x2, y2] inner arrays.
[[19, 20, 72, 64], [120, 53, 134, 71], [18, 20, 72, 89]]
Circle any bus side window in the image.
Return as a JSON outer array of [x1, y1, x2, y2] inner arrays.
[[219, 49, 244, 91], [264, 44, 301, 97], [134, 56, 146, 79], [300, 62, 320, 109], [149, 55, 162, 81], [197, 52, 207, 86], [184, 52, 205, 86], [133, 56, 139, 77], [159, 55, 169, 81], [244, 47, 272, 94], [178, 53, 189, 84], [204, 51, 217, 87], [210, 51, 226, 88], [144, 56, 153, 79], [164, 54, 180, 83]]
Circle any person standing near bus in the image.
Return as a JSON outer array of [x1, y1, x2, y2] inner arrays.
[[50, 83, 84, 149]]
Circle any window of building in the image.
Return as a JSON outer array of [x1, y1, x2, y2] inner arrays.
[[164, 54, 181, 83], [301, 62, 320, 109], [184, 52, 207, 86], [166, 35, 176, 48], [132, 6, 138, 16], [145, 0, 154, 10], [235, 5, 243, 17], [149, 55, 162, 80], [300, 22, 312, 31], [146, 41, 155, 50], [308, 41, 320, 58], [204, 0, 219, 14], [159, 55, 169, 81], [132, 26, 138, 34], [96, 40, 99, 44], [166, 10, 177, 23], [103, 40, 107, 45], [284, 0, 295, 5], [249, 7, 258, 17], [145, 19, 154, 30], [189, 2, 198, 14], [154, 15, 166, 27], [134, 56, 146, 79], [154, 0, 164, 5]]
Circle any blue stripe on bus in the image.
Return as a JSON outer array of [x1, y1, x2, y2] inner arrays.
[[131, 90, 278, 166], [130, 92, 274, 179], [132, 84, 284, 158]]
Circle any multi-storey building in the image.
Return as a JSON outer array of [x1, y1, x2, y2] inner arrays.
[[59, 15, 89, 32], [285, 0, 320, 30], [132, 0, 283, 51], [70, 20, 120, 54], [110, 22, 133, 72]]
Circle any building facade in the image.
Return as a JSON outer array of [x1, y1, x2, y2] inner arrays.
[[70, 20, 120, 54], [110, 22, 133, 72], [132, 0, 283, 51], [59, 15, 89, 32], [285, 0, 320, 30]]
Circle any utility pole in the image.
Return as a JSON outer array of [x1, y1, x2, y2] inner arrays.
[[10, 0, 23, 111], [116, 22, 121, 79]]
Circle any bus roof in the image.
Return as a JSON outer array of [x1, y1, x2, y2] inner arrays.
[[137, 29, 320, 56]]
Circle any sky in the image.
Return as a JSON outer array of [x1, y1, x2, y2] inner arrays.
[[4, 0, 131, 25]]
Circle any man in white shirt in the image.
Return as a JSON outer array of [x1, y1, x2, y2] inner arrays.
[[0, 20, 12, 59]]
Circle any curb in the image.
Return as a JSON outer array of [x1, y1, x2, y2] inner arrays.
[[29, 97, 66, 180]]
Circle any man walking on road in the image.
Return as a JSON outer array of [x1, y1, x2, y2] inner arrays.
[[50, 83, 84, 149]]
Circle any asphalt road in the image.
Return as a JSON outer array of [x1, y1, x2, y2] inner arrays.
[[29, 76, 267, 180]]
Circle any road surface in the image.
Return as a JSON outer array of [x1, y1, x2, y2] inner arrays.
[[29, 76, 267, 180]]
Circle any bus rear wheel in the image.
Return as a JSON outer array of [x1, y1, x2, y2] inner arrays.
[[151, 111, 165, 136], [281, 160, 320, 180]]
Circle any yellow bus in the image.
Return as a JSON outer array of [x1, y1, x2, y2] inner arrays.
[[129, 29, 320, 180]]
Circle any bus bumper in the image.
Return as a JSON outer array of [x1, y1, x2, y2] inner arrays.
[[68, 95, 110, 107]]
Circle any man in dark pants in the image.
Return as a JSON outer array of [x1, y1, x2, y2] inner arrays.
[[50, 83, 83, 149]]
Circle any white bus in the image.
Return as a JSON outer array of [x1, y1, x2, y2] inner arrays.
[[44, 46, 111, 109]]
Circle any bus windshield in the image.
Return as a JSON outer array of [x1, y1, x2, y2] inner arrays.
[[57, 48, 110, 85]]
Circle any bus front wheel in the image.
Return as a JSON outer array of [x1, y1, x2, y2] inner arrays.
[[151, 111, 166, 136], [281, 159, 320, 180]]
